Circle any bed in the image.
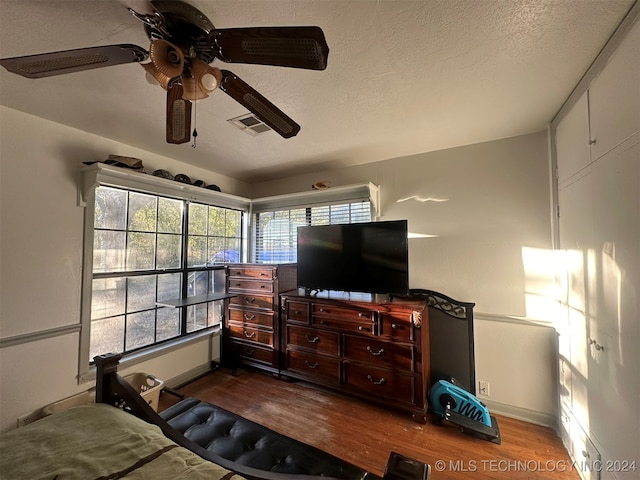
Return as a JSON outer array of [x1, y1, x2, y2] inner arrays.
[[0, 353, 430, 480], [0, 402, 244, 480]]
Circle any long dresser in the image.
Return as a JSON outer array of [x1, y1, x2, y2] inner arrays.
[[223, 263, 297, 375], [280, 289, 431, 423]]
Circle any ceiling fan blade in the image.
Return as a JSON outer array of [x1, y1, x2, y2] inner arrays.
[[212, 27, 329, 70], [219, 70, 300, 139], [166, 82, 192, 144], [0, 44, 148, 79]]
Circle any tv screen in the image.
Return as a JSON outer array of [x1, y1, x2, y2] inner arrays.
[[297, 220, 409, 296]]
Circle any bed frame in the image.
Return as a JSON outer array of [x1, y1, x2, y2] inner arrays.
[[94, 353, 430, 480]]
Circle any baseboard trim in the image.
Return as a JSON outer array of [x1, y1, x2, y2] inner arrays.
[[161, 362, 214, 390], [482, 398, 557, 430]]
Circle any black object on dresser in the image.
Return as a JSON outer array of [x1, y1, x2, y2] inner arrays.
[[280, 289, 431, 423], [223, 263, 297, 374]]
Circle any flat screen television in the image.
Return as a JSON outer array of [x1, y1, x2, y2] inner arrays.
[[297, 220, 409, 296]]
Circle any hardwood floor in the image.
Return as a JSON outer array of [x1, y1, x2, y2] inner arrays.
[[159, 367, 580, 480]]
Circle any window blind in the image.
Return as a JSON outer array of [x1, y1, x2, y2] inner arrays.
[[250, 183, 378, 264]]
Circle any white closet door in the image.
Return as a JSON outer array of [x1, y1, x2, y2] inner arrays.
[[588, 21, 640, 162]]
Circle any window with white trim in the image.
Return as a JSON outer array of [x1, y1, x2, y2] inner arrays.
[[253, 201, 373, 263], [80, 166, 376, 376], [85, 182, 245, 364]]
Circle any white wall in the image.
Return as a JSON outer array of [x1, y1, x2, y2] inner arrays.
[[0, 106, 249, 433], [252, 131, 559, 424]]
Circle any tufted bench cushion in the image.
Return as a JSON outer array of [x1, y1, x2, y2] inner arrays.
[[160, 397, 380, 480]]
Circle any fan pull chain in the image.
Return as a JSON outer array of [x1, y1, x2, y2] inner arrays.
[[192, 82, 198, 148]]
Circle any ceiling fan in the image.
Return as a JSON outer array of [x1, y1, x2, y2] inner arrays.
[[0, 0, 329, 144]]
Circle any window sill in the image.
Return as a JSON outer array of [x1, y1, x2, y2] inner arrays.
[[78, 325, 221, 384]]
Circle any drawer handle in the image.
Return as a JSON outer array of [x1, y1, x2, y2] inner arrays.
[[294, 310, 302, 315], [305, 360, 319, 369], [391, 323, 397, 329], [305, 335, 320, 343], [243, 313, 255, 321], [358, 326, 370, 332], [243, 330, 256, 338], [319, 308, 326, 313], [260, 272, 268, 277], [260, 285, 266, 289], [367, 374, 386, 385], [366, 346, 385, 356], [243, 348, 256, 356], [244, 297, 256, 303]]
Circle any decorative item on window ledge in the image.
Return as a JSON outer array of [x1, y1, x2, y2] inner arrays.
[[312, 181, 331, 190], [151, 168, 220, 191], [152, 169, 173, 180], [174, 173, 192, 184], [84, 155, 145, 172]]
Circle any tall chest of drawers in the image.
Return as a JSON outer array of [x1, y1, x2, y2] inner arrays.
[[281, 289, 430, 423], [223, 263, 297, 375]]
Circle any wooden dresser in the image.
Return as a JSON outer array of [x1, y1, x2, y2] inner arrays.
[[223, 263, 297, 375], [280, 289, 430, 423]]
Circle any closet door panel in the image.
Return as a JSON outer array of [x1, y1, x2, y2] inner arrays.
[[556, 92, 591, 184], [588, 22, 640, 161]]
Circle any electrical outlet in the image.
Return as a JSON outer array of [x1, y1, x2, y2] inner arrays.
[[17, 411, 41, 428], [478, 380, 490, 397]]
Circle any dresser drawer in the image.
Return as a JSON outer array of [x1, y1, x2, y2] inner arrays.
[[229, 293, 274, 310], [312, 303, 374, 322], [229, 342, 275, 365], [287, 350, 340, 383], [228, 266, 275, 279], [228, 279, 274, 293], [228, 324, 274, 346], [343, 335, 413, 371], [344, 362, 414, 404], [285, 301, 310, 323], [313, 316, 378, 336], [287, 325, 339, 356], [228, 307, 274, 328], [379, 312, 413, 341]]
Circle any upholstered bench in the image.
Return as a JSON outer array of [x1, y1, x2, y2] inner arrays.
[[160, 397, 378, 479]]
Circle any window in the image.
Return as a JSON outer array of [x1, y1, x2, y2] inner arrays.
[[253, 201, 373, 263], [80, 164, 376, 378], [87, 186, 244, 362]]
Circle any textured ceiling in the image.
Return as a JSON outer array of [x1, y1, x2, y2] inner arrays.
[[0, 0, 635, 182]]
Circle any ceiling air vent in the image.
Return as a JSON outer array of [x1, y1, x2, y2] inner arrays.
[[228, 113, 273, 136]]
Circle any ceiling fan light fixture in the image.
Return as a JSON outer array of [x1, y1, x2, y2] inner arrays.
[[181, 76, 209, 100], [200, 71, 220, 91], [142, 61, 171, 89], [192, 59, 222, 91], [149, 39, 184, 78], [182, 60, 222, 101]]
